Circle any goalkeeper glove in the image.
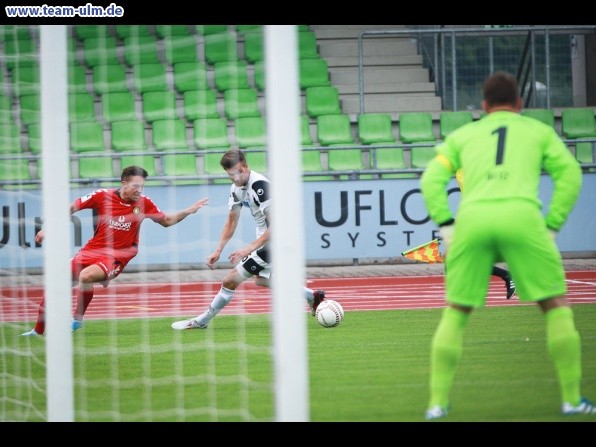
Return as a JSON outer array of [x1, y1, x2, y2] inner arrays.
[[439, 222, 455, 253], [549, 229, 558, 241]]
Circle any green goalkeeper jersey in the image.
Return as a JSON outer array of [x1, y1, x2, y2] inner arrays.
[[421, 111, 582, 231]]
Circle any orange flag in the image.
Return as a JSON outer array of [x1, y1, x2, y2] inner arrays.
[[401, 239, 443, 263]]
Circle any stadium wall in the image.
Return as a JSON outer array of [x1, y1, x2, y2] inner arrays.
[[1, 173, 595, 270]]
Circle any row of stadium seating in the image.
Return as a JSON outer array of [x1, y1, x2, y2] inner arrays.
[[0, 144, 429, 189], [2, 108, 595, 158], [2, 107, 594, 188], [2, 25, 316, 71], [3, 57, 331, 97], [2, 83, 340, 126]]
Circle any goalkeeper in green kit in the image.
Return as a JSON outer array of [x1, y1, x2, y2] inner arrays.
[[420, 71, 592, 419]]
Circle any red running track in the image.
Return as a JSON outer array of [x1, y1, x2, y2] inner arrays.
[[2, 271, 596, 322]]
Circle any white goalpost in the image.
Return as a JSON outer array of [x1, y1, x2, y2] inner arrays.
[[265, 25, 309, 422]]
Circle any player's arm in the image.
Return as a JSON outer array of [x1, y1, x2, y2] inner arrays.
[[159, 197, 209, 227], [420, 153, 456, 226], [229, 228, 270, 265], [206, 205, 241, 268], [35, 199, 81, 244], [542, 135, 583, 232]]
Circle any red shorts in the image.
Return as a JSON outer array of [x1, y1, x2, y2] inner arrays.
[[71, 248, 137, 287]]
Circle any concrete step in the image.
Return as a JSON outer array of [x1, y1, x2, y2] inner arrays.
[[318, 40, 419, 58], [330, 66, 430, 85], [341, 94, 443, 114], [334, 81, 436, 95], [310, 25, 408, 40], [324, 54, 423, 68]]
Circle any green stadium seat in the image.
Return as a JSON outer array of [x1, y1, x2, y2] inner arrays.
[[163, 35, 199, 65], [299, 57, 331, 90], [298, 30, 320, 59], [155, 25, 191, 38], [520, 108, 555, 129], [101, 91, 137, 122], [204, 32, 239, 65], [115, 25, 152, 40], [78, 154, 116, 183], [411, 146, 437, 169], [203, 152, 230, 177], [173, 62, 210, 93], [92, 64, 129, 94], [439, 111, 473, 139], [152, 118, 189, 151], [202, 151, 229, 183], [11, 63, 39, 96], [0, 123, 22, 154], [302, 149, 332, 181], [373, 147, 414, 178], [124, 35, 160, 66], [253, 59, 265, 91], [213, 61, 250, 93], [4, 37, 37, 70], [111, 120, 147, 152], [561, 108, 596, 139], [561, 108, 596, 167], [399, 112, 437, 169], [235, 116, 266, 148], [69, 62, 89, 94], [399, 112, 437, 143], [67, 36, 77, 63], [0, 69, 5, 98], [162, 153, 200, 183], [70, 121, 105, 153], [19, 93, 40, 125], [245, 150, 268, 173], [142, 90, 178, 122], [74, 25, 108, 40], [301, 115, 314, 146], [27, 123, 40, 154], [357, 113, 395, 145], [0, 158, 30, 185], [120, 154, 156, 176], [235, 25, 262, 34], [316, 114, 354, 146], [0, 25, 32, 42], [306, 86, 341, 118], [193, 117, 231, 150], [195, 25, 229, 36], [242, 31, 264, 63], [69, 92, 97, 122], [133, 63, 169, 94], [0, 94, 15, 123], [328, 148, 364, 172], [183, 89, 219, 121], [375, 147, 406, 169], [82, 36, 120, 67], [574, 142, 594, 164], [224, 88, 261, 120]]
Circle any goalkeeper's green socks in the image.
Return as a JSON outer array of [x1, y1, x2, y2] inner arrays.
[[428, 306, 469, 408], [546, 306, 582, 406]]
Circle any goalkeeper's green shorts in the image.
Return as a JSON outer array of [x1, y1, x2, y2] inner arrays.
[[444, 200, 566, 307]]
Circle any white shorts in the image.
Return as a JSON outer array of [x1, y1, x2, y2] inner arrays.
[[236, 246, 271, 279]]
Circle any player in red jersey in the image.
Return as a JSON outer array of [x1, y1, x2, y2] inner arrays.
[[21, 165, 209, 336]]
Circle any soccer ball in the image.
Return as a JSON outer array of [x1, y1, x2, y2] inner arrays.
[[315, 300, 344, 328]]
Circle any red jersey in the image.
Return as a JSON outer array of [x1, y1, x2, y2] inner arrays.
[[75, 188, 165, 255]]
